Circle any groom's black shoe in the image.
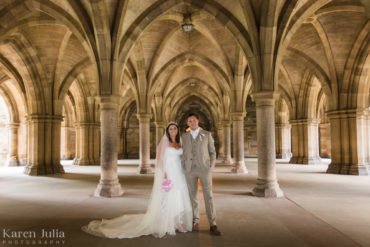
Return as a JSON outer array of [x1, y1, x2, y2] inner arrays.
[[210, 225, 221, 236], [192, 222, 199, 232]]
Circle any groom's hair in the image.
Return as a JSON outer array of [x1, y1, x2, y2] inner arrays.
[[187, 112, 199, 120]]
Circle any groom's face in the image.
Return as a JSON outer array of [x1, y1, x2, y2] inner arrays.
[[187, 116, 199, 130]]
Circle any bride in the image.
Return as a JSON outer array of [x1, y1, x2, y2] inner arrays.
[[82, 122, 192, 238]]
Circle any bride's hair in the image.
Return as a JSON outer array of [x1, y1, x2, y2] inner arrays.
[[165, 122, 180, 143]]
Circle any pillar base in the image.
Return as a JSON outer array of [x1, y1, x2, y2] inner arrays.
[[289, 156, 322, 165], [252, 179, 284, 198], [23, 163, 65, 176], [276, 152, 292, 159], [74, 158, 98, 166], [94, 178, 124, 197], [5, 157, 19, 166], [231, 161, 248, 174], [138, 165, 153, 174], [223, 157, 233, 165], [327, 163, 369, 175]]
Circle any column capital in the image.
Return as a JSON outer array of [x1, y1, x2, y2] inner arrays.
[[75, 121, 97, 127], [136, 113, 152, 122], [26, 114, 64, 122], [231, 112, 246, 121], [252, 92, 279, 106], [275, 123, 291, 128], [154, 121, 166, 128], [222, 120, 231, 127], [327, 109, 367, 119], [216, 122, 224, 129], [99, 95, 120, 110], [7, 122, 20, 128], [290, 118, 319, 125]]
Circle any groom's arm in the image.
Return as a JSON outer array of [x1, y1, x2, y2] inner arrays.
[[208, 132, 216, 169]]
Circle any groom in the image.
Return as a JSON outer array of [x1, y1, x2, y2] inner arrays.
[[181, 113, 221, 236]]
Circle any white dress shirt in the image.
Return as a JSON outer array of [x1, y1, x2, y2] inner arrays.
[[190, 128, 200, 139]]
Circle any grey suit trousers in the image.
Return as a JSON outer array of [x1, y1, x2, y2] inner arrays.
[[185, 168, 216, 226]]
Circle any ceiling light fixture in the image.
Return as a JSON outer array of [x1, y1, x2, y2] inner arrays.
[[182, 13, 193, 32]]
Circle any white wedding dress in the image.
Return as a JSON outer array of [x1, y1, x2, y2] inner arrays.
[[82, 136, 192, 238]]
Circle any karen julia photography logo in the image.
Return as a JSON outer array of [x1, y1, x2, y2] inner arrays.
[[2, 228, 66, 245]]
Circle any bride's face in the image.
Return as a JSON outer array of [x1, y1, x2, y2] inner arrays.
[[168, 125, 178, 137]]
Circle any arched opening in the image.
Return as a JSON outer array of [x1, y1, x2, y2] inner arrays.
[[0, 96, 10, 164], [318, 93, 331, 158], [124, 103, 155, 159], [61, 102, 76, 160], [174, 95, 218, 154]]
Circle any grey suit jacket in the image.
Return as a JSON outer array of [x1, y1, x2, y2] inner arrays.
[[181, 129, 216, 172]]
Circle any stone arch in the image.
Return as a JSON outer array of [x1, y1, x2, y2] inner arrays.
[[146, 17, 234, 82], [173, 95, 216, 131], [0, 34, 47, 114], [169, 91, 221, 126], [0, 85, 19, 123], [341, 22, 370, 109], [117, 0, 257, 91], [13, 0, 97, 64], [274, 0, 343, 89], [317, 91, 331, 158], [150, 52, 231, 97]]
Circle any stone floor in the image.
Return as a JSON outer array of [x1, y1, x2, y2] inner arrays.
[[0, 159, 369, 247]]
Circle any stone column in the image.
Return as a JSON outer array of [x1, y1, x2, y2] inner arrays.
[[118, 127, 125, 159], [327, 109, 369, 175], [137, 113, 152, 174], [123, 127, 128, 158], [216, 123, 225, 159], [93, 123, 100, 164], [231, 112, 248, 173], [319, 122, 331, 158], [5, 123, 20, 166], [154, 121, 166, 145], [73, 124, 80, 165], [94, 96, 124, 197], [24, 115, 65, 175], [73, 122, 98, 165], [275, 123, 292, 159], [223, 121, 233, 165], [252, 93, 284, 197], [61, 126, 74, 160], [289, 119, 321, 164], [77, 122, 90, 165]]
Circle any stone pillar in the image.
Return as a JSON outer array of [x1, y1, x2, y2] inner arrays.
[[73, 122, 98, 165], [77, 122, 90, 165], [24, 115, 65, 175], [319, 122, 331, 158], [118, 127, 125, 159], [61, 126, 74, 160], [327, 109, 369, 175], [275, 123, 292, 159], [73, 124, 80, 165], [223, 121, 233, 165], [122, 127, 128, 158], [93, 123, 100, 164], [5, 123, 20, 166], [137, 114, 152, 174], [289, 119, 321, 164], [154, 121, 165, 145], [94, 96, 124, 197], [231, 112, 248, 173], [216, 123, 225, 159], [252, 93, 284, 197]]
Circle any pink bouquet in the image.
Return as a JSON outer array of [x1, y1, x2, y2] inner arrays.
[[161, 178, 172, 192]]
